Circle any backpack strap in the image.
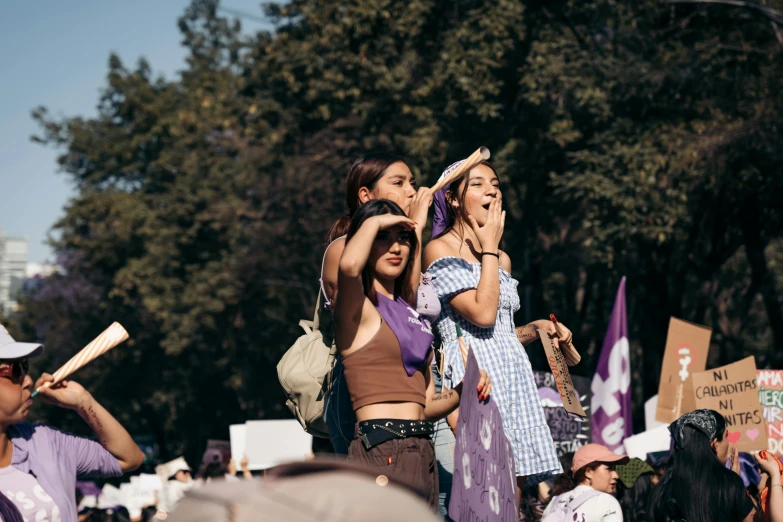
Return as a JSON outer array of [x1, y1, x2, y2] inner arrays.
[[299, 291, 322, 335], [567, 489, 602, 510]]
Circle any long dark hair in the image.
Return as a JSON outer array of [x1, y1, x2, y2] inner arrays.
[[345, 199, 418, 306], [647, 411, 744, 522], [621, 473, 654, 522], [0, 493, 23, 522], [434, 160, 498, 240], [326, 153, 408, 244]]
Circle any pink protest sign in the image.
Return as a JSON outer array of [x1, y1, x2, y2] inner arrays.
[[449, 350, 518, 521], [758, 370, 783, 456]]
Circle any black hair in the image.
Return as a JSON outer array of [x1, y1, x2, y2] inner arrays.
[[647, 410, 746, 522], [345, 199, 418, 306], [326, 153, 409, 244], [198, 460, 228, 480], [0, 493, 24, 522], [621, 472, 655, 522], [140, 506, 160, 522]]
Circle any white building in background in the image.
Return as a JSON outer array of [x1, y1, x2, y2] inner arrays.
[[0, 231, 28, 314]]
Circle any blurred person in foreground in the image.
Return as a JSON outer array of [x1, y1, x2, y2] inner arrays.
[[0, 324, 143, 522], [542, 443, 629, 521], [167, 459, 442, 522], [647, 409, 755, 522]]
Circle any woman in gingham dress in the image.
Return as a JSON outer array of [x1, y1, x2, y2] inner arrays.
[[424, 159, 573, 496]]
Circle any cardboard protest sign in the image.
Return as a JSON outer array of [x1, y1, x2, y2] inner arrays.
[[656, 318, 711, 423], [758, 370, 783, 456], [623, 425, 671, 460], [692, 356, 767, 452], [244, 420, 313, 470], [534, 371, 591, 457], [539, 330, 586, 418], [206, 439, 232, 465], [450, 350, 518, 521], [230, 423, 247, 464]]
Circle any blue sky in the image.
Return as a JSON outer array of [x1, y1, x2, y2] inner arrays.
[[0, 1, 268, 263]]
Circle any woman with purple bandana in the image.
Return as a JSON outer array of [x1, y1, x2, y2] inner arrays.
[[424, 159, 572, 499], [0, 323, 144, 522], [333, 199, 491, 511]]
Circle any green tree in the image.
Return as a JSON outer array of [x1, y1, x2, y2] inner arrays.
[[12, 0, 783, 459]]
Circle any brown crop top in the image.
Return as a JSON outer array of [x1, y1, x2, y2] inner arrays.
[[341, 318, 432, 410]]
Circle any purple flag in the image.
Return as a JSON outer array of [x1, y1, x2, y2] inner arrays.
[[591, 277, 632, 454], [450, 350, 519, 521]]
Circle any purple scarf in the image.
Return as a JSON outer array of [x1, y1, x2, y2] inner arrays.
[[432, 160, 465, 238], [376, 294, 434, 376]]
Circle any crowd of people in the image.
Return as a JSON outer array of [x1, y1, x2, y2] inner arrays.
[[0, 152, 782, 521]]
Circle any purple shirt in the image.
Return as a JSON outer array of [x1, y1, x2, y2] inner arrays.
[[0, 464, 60, 521], [9, 423, 122, 522]]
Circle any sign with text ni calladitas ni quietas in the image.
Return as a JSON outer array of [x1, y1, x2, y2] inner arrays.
[[692, 356, 767, 452]]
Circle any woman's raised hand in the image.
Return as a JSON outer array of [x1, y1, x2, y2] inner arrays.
[[467, 197, 505, 254], [408, 187, 433, 234], [372, 214, 417, 231], [755, 452, 783, 478]]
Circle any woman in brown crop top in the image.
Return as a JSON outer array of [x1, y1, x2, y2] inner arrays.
[[334, 198, 491, 511]]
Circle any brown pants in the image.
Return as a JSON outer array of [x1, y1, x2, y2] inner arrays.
[[347, 431, 438, 510]]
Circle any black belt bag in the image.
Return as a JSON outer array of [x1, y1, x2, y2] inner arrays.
[[358, 419, 435, 450]]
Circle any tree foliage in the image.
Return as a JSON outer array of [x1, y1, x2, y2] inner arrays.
[[9, 0, 783, 459]]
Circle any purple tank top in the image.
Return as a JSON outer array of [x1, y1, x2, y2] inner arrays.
[[376, 294, 435, 376]]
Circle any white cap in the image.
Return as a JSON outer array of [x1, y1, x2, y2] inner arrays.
[[156, 456, 191, 481], [0, 324, 43, 359]]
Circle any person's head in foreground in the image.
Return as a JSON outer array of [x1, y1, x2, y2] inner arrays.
[[647, 409, 756, 522]]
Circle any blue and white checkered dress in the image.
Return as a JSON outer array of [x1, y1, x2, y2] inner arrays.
[[427, 256, 562, 482]]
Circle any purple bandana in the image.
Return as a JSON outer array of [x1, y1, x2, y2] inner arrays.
[[432, 160, 465, 238], [376, 294, 434, 376]]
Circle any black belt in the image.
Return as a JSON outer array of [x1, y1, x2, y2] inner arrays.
[[358, 419, 435, 450]]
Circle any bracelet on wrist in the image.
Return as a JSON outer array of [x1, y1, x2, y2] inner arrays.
[[480, 252, 499, 259]]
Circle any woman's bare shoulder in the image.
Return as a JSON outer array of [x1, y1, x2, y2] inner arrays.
[[424, 236, 458, 269]]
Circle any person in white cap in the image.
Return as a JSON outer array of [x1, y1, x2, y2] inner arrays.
[[0, 323, 144, 522], [542, 443, 630, 522], [155, 456, 193, 513]]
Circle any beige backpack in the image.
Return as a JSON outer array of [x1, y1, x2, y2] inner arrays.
[[277, 292, 336, 438]]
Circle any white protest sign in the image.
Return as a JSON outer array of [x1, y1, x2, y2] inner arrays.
[[645, 395, 668, 431], [140, 473, 163, 492], [98, 484, 123, 509], [244, 419, 313, 470], [623, 425, 671, 460], [230, 423, 247, 464]]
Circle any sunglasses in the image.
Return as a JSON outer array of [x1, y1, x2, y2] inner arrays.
[[0, 359, 29, 382]]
